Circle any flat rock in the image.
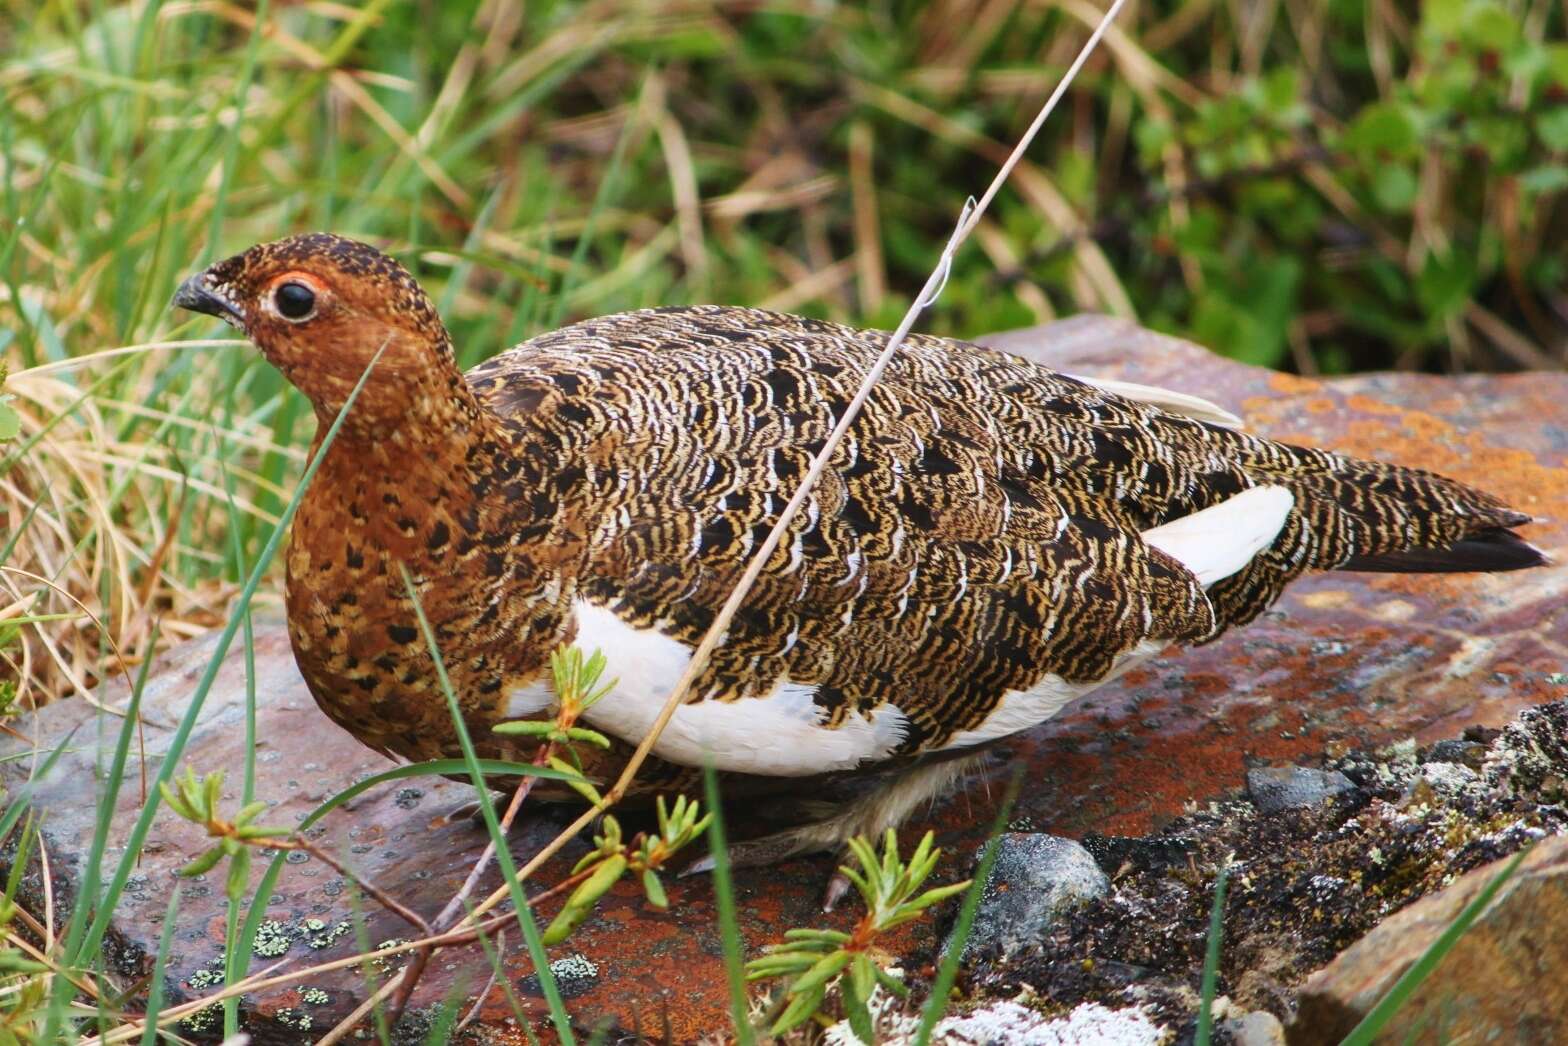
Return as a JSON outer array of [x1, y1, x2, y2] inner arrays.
[[953, 834, 1109, 962], [3, 315, 1565, 1040], [1247, 765, 1357, 814], [1291, 833, 1568, 1044]]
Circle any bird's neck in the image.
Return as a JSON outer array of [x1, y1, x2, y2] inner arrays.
[[284, 391, 583, 761], [305, 354, 490, 449]]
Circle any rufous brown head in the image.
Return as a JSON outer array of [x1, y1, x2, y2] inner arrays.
[[173, 233, 467, 433]]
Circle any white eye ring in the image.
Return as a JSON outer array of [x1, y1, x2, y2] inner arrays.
[[273, 281, 318, 323]]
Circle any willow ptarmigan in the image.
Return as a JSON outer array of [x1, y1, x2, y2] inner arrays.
[[175, 233, 1545, 866]]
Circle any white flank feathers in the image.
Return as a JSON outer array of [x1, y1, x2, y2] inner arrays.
[[571, 601, 908, 775], [1141, 484, 1295, 587]]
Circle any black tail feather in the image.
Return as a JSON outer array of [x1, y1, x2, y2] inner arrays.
[[1338, 527, 1548, 574]]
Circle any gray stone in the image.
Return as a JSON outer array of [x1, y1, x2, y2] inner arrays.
[[1221, 1009, 1286, 1046], [1246, 765, 1356, 814], [1425, 738, 1486, 768], [953, 834, 1109, 962]]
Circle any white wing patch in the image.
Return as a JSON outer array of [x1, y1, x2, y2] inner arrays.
[[560, 601, 908, 776], [1142, 484, 1295, 587], [1069, 373, 1245, 430]]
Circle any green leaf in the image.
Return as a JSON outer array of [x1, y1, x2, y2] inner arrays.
[[0, 401, 19, 442], [1521, 165, 1568, 194], [744, 951, 824, 977], [491, 720, 555, 736], [1463, 2, 1519, 51], [234, 800, 269, 827], [1345, 102, 1420, 160], [843, 956, 877, 1043], [770, 984, 827, 1036], [542, 854, 628, 944], [564, 726, 613, 749], [874, 964, 911, 996], [782, 928, 852, 944], [548, 756, 603, 804], [1538, 108, 1568, 153], [642, 868, 667, 909], [907, 879, 974, 911], [0, 954, 49, 974], [204, 770, 225, 818], [1416, 251, 1478, 320], [225, 849, 251, 904], [788, 949, 851, 997], [157, 782, 195, 822], [1372, 165, 1419, 213], [177, 847, 225, 878]]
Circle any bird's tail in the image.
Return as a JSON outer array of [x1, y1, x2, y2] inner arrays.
[[1199, 435, 1546, 631]]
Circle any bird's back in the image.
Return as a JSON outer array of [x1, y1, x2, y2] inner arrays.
[[465, 306, 1537, 767]]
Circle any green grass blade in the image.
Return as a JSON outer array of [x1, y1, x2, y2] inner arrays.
[[302, 758, 578, 831], [545, 81, 642, 330], [58, 617, 161, 962], [1340, 844, 1533, 1046], [1194, 859, 1231, 1046], [139, 884, 182, 1046], [702, 763, 756, 1046]]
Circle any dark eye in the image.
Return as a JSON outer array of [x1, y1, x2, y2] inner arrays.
[[275, 281, 317, 320]]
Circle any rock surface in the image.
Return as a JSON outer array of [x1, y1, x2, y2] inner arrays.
[[1247, 765, 1357, 814], [1292, 833, 1568, 1044], [953, 834, 1109, 962], [1, 315, 1564, 1041]]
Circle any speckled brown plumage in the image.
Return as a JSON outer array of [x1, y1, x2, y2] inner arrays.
[[174, 233, 1543, 804]]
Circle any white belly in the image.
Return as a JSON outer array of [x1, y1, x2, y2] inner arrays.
[[514, 600, 911, 776]]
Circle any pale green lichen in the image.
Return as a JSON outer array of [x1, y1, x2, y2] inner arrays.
[[301, 986, 331, 1005], [253, 919, 293, 958], [371, 938, 409, 974], [550, 953, 598, 982], [276, 1006, 313, 1031], [187, 967, 222, 990], [306, 918, 351, 949], [181, 1004, 223, 1034]]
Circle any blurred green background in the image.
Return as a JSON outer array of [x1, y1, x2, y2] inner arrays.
[[3, 0, 1567, 699], [7, 0, 1566, 377]]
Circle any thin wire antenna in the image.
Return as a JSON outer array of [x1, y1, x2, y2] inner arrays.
[[447, 0, 1139, 907]]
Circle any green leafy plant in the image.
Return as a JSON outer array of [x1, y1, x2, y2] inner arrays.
[[493, 646, 617, 754], [158, 769, 291, 891], [495, 644, 711, 943], [746, 830, 971, 1039], [541, 794, 712, 945]]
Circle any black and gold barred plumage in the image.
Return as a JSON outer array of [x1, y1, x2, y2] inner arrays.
[[173, 234, 1543, 838]]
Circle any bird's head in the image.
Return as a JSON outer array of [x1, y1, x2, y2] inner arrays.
[[173, 233, 471, 434]]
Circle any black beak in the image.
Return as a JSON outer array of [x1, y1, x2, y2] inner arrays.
[[172, 273, 242, 325]]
